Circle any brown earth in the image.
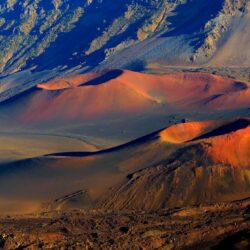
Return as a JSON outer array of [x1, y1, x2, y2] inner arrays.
[[1, 198, 250, 249], [1, 70, 249, 126], [1, 118, 250, 214]]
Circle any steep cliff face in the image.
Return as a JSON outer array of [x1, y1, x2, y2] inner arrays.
[[0, 0, 249, 76]]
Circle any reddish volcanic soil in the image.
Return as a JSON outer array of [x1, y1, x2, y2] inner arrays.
[[1, 118, 250, 214], [160, 118, 250, 167], [205, 120, 250, 168], [37, 72, 104, 90], [9, 69, 249, 124], [100, 118, 250, 210], [160, 120, 224, 143]]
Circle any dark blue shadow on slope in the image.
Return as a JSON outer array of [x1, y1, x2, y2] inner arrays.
[[0, 86, 38, 106], [81, 69, 123, 86], [44, 126, 166, 157], [190, 119, 250, 141], [161, 0, 224, 37]]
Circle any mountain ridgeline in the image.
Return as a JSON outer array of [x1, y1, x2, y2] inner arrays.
[[0, 0, 249, 76]]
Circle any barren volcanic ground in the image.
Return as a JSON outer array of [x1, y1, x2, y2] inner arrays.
[[1, 116, 250, 214], [1, 198, 250, 249], [0, 0, 250, 248], [0, 69, 250, 249], [1, 69, 250, 133], [0, 69, 249, 164]]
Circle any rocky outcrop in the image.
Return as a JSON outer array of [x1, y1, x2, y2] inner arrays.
[[1, 198, 250, 249], [193, 0, 250, 65]]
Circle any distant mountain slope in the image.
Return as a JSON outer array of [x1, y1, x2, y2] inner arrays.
[[101, 0, 250, 69], [0, 0, 249, 76], [208, 15, 250, 66]]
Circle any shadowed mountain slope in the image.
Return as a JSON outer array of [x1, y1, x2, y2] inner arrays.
[[0, 0, 249, 77]]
